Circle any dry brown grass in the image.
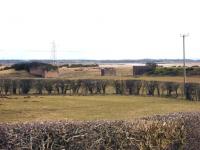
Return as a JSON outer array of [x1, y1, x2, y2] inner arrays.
[[59, 66, 100, 78], [1, 95, 200, 123], [0, 66, 199, 83], [0, 69, 36, 78]]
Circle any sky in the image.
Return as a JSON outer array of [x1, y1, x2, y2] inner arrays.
[[0, 0, 200, 60]]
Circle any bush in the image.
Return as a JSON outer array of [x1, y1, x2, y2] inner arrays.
[[148, 66, 200, 76], [1, 78, 200, 101], [114, 80, 126, 95], [143, 112, 200, 149], [44, 80, 54, 94], [11, 62, 58, 72], [152, 67, 183, 76], [126, 80, 142, 95], [185, 83, 200, 100], [0, 117, 185, 150], [34, 79, 45, 94], [70, 80, 82, 95], [144, 81, 159, 96], [19, 79, 32, 94], [11, 80, 18, 94], [162, 82, 179, 97], [2, 79, 11, 95]]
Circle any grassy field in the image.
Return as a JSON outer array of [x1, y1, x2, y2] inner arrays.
[[0, 69, 36, 78], [0, 67, 200, 83], [0, 95, 200, 123]]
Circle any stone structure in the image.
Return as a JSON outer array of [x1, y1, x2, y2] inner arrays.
[[44, 70, 59, 78], [101, 68, 116, 76], [29, 66, 59, 78], [29, 67, 45, 77]]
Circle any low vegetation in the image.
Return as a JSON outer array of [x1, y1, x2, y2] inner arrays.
[[0, 78, 200, 101], [11, 62, 58, 72], [2, 112, 200, 149], [148, 66, 200, 76], [1, 96, 200, 122], [0, 118, 185, 150]]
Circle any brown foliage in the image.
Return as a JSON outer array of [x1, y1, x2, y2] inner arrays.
[[0, 118, 185, 150]]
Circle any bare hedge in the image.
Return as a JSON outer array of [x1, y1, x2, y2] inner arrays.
[[0, 78, 200, 100], [143, 112, 200, 150], [0, 118, 185, 150], [2, 112, 200, 149]]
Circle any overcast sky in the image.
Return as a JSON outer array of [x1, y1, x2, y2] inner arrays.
[[0, 0, 199, 60]]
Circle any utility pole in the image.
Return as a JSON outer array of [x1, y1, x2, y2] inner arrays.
[[180, 34, 189, 96]]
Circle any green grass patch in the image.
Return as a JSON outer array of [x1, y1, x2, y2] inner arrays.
[[0, 95, 200, 122]]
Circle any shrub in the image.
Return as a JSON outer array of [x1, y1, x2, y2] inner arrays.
[[0, 118, 185, 150], [2, 79, 11, 95], [11, 62, 58, 72], [126, 80, 142, 95], [44, 80, 55, 94], [19, 79, 32, 94], [162, 82, 179, 97], [97, 80, 109, 94], [34, 79, 45, 94], [1, 78, 200, 101], [0, 80, 3, 95], [148, 66, 200, 76], [144, 81, 159, 96], [114, 80, 126, 95], [70, 80, 82, 95], [82, 80, 96, 95], [11, 80, 18, 94], [185, 83, 200, 100]]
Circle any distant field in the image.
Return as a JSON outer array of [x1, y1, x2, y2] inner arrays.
[[0, 69, 36, 78], [0, 95, 200, 122], [0, 67, 200, 83]]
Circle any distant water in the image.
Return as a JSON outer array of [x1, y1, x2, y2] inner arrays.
[[100, 62, 199, 67]]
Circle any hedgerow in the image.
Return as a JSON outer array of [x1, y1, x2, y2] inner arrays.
[[0, 116, 185, 150], [148, 66, 200, 76], [2, 112, 200, 149], [0, 79, 200, 101]]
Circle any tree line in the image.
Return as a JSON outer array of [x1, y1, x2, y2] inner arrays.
[[0, 79, 199, 101]]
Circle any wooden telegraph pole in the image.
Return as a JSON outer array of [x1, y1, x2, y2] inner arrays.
[[180, 34, 189, 96]]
